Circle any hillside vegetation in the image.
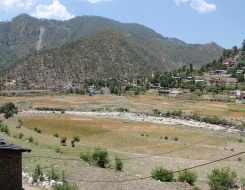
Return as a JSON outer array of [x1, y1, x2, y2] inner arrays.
[[0, 14, 222, 88]]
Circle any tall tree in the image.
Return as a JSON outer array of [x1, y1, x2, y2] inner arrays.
[[242, 39, 245, 55], [0, 102, 18, 120]]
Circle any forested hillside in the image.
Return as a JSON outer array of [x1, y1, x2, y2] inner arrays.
[[0, 14, 223, 89]]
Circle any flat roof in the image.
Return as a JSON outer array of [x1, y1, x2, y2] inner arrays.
[[0, 139, 31, 153]]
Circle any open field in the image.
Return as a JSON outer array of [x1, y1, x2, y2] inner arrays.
[[1, 92, 245, 189]]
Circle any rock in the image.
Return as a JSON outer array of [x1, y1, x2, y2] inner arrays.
[[28, 177, 33, 184], [50, 180, 56, 187]]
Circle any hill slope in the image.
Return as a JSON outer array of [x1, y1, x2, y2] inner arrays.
[[0, 14, 223, 89]]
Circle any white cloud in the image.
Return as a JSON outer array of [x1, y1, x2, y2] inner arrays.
[[0, 0, 36, 12], [190, 0, 216, 14], [86, 0, 112, 3], [175, 0, 189, 6], [174, 0, 216, 14], [31, 0, 75, 20]]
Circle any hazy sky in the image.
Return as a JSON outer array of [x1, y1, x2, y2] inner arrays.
[[0, 0, 244, 49]]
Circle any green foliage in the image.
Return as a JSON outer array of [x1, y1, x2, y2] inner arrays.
[[18, 118, 23, 125], [73, 136, 80, 142], [53, 132, 59, 138], [151, 166, 174, 182], [174, 137, 178, 141], [53, 182, 79, 190], [0, 102, 18, 119], [60, 109, 65, 114], [177, 170, 198, 186], [0, 122, 9, 134], [26, 136, 34, 143], [48, 165, 59, 181], [115, 156, 123, 171], [91, 147, 109, 168], [207, 167, 237, 190], [18, 132, 24, 139], [34, 127, 42, 133], [54, 146, 63, 154], [33, 164, 43, 183], [79, 150, 91, 162], [116, 107, 129, 112]]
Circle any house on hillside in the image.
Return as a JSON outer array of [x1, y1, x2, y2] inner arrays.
[[0, 139, 31, 190], [159, 88, 183, 96], [226, 78, 237, 86]]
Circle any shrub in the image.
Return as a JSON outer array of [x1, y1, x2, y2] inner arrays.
[[18, 132, 24, 139], [165, 136, 168, 140], [34, 127, 42, 133], [79, 150, 91, 162], [53, 182, 79, 190], [174, 137, 178, 141], [26, 136, 34, 143], [151, 166, 174, 182], [55, 146, 63, 154], [91, 147, 109, 168], [207, 167, 237, 190], [73, 136, 80, 142], [0, 122, 9, 134], [53, 132, 59, 138], [238, 138, 243, 143], [48, 165, 59, 181], [33, 164, 43, 183], [141, 133, 144, 136], [115, 156, 123, 171], [177, 170, 198, 186], [238, 157, 242, 161], [18, 118, 23, 125], [61, 109, 65, 114]]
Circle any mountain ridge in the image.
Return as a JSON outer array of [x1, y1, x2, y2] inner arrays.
[[0, 14, 223, 89]]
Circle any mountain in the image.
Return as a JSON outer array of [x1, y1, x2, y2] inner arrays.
[[0, 14, 223, 89]]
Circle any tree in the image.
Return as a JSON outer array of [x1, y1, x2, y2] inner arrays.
[[151, 166, 174, 182], [242, 39, 245, 54], [207, 167, 237, 190], [91, 147, 109, 168], [237, 73, 245, 82], [177, 170, 198, 186], [0, 102, 18, 120]]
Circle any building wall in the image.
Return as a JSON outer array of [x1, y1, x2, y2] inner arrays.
[[0, 151, 22, 190]]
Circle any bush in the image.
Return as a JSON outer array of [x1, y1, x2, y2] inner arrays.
[[79, 150, 91, 162], [174, 137, 178, 141], [18, 118, 23, 125], [91, 147, 109, 168], [73, 136, 80, 142], [55, 146, 63, 154], [0, 122, 9, 134], [177, 170, 198, 186], [151, 166, 174, 182], [18, 132, 24, 139], [61, 109, 65, 114], [53, 132, 59, 138], [26, 136, 34, 143], [207, 167, 237, 190], [165, 136, 168, 140], [115, 156, 123, 171], [48, 165, 59, 181], [34, 127, 42, 133], [33, 164, 43, 183], [53, 182, 79, 190]]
